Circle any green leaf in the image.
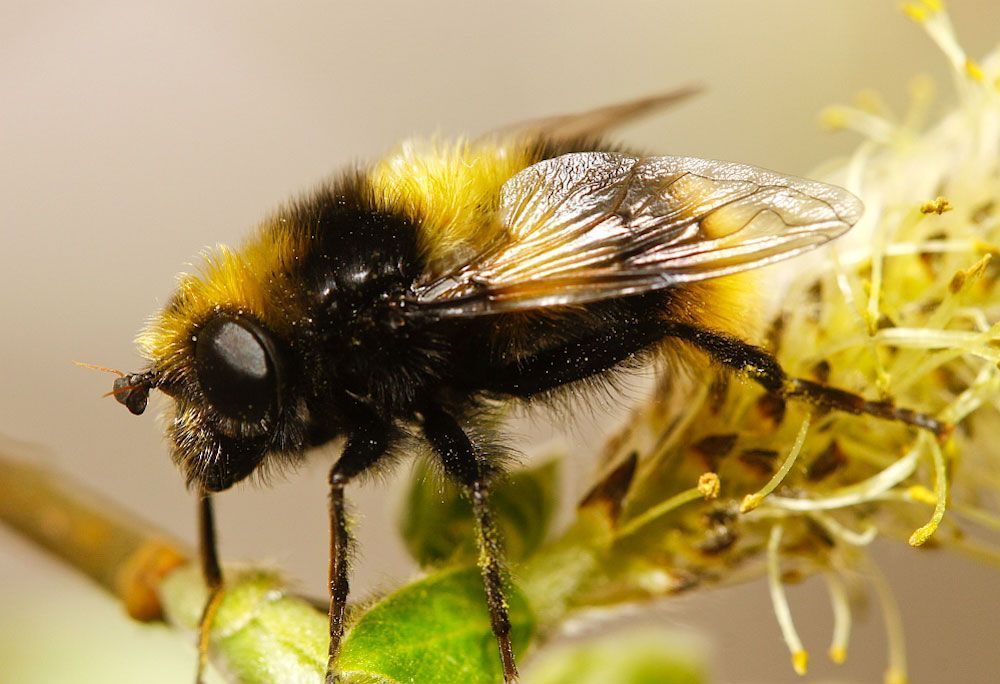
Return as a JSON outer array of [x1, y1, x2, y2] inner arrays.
[[159, 565, 328, 684], [525, 630, 707, 684], [400, 458, 559, 567], [219, 592, 328, 684], [339, 567, 535, 684]]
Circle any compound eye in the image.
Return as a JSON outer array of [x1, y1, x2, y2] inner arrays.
[[194, 315, 281, 422]]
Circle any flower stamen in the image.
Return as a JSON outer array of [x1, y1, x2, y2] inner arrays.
[[767, 524, 808, 675], [741, 416, 810, 513], [825, 571, 852, 664]]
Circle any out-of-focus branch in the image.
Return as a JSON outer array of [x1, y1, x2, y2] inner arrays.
[[0, 452, 187, 621], [0, 451, 332, 683]]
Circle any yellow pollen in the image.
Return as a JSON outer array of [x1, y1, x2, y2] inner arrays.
[[885, 668, 909, 684], [965, 59, 985, 82], [920, 196, 952, 214], [792, 650, 809, 675], [698, 472, 721, 500], [906, 485, 938, 505], [819, 106, 850, 130], [901, 2, 930, 23]]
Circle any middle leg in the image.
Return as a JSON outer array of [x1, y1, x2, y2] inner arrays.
[[195, 492, 224, 684], [421, 404, 519, 683]]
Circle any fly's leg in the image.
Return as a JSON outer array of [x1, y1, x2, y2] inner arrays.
[[421, 405, 519, 683], [195, 493, 223, 684], [325, 420, 394, 684]]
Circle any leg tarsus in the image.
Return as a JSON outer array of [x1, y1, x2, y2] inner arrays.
[[471, 482, 518, 682], [786, 378, 950, 437], [195, 493, 223, 684], [195, 586, 224, 684]]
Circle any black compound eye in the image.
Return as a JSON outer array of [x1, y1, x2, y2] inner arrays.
[[194, 315, 281, 422]]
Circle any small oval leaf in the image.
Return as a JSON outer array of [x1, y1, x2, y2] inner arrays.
[[338, 567, 535, 684]]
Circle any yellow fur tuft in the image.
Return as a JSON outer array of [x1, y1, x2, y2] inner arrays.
[[671, 272, 765, 342], [366, 137, 534, 270], [137, 221, 308, 374]]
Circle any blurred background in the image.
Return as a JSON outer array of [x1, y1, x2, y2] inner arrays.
[[2, 1, 999, 682]]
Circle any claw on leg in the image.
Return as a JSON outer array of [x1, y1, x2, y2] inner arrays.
[[195, 492, 224, 684], [195, 584, 224, 683]]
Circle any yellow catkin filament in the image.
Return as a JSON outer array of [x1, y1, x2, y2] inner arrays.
[[940, 364, 1000, 424], [767, 435, 924, 512], [741, 416, 810, 513], [875, 328, 1000, 363], [825, 572, 852, 664], [824, 107, 897, 142], [828, 244, 893, 391], [809, 512, 878, 546], [615, 487, 703, 539], [909, 437, 948, 546], [854, 89, 891, 116], [767, 525, 808, 675], [910, 484, 1000, 535], [865, 558, 908, 684]]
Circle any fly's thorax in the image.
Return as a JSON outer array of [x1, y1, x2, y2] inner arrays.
[[304, 289, 457, 421]]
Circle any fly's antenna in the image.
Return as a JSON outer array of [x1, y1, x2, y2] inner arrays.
[[74, 361, 126, 377], [75, 361, 158, 415]]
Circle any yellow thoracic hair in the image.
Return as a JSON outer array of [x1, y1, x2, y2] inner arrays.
[[366, 137, 534, 270], [137, 137, 534, 372], [137, 222, 308, 374]]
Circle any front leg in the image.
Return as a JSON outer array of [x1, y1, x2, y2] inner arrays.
[[326, 419, 395, 683], [195, 493, 223, 684], [421, 405, 519, 683]]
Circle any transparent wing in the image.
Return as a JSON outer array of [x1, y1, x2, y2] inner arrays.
[[486, 86, 701, 141], [410, 152, 862, 317]]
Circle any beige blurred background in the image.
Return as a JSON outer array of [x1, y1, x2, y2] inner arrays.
[[2, 1, 1000, 682]]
